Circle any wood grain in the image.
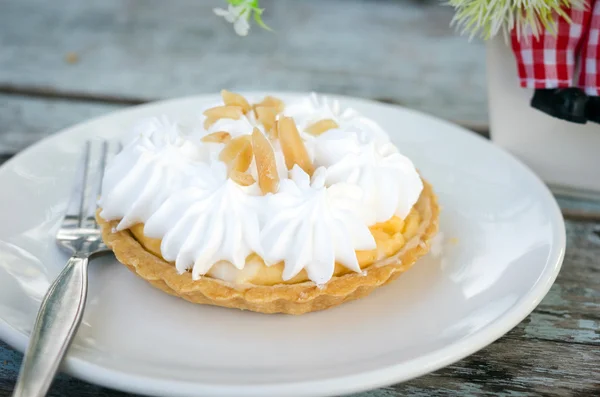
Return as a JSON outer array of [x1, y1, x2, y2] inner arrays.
[[0, 0, 488, 125], [0, 94, 124, 155]]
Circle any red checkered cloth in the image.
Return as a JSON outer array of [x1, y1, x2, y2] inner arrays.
[[510, 2, 600, 96]]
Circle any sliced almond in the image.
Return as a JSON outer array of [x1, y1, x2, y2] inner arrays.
[[251, 128, 279, 194], [305, 119, 339, 136], [201, 131, 231, 144], [229, 170, 256, 186], [203, 105, 243, 129], [219, 135, 253, 173], [221, 90, 251, 114], [278, 117, 315, 176], [255, 106, 278, 137], [253, 95, 284, 114]]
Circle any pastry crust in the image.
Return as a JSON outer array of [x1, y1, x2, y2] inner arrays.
[[97, 180, 439, 315]]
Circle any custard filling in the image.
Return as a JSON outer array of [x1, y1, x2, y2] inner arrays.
[[128, 209, 421, 286]]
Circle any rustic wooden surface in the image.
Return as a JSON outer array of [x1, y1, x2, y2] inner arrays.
[[0, 0, 487, 128], [0, 0, 599, 396]]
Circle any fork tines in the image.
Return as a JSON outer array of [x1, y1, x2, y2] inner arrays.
[[63, 140, 121, 231]]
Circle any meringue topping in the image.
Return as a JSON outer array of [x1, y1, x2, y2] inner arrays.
[[99, 93, 424, 284]]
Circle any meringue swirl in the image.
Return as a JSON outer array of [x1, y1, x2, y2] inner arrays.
[[99, 116, 204, 230], [143, 162, 263, 279], [284, 93, 390, 144], [261, 166, 376, 284], [314, 128, 423, 223]]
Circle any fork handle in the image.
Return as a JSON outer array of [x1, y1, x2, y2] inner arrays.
[[13, 254, 89, 397]]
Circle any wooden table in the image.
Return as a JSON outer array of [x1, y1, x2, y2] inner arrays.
[[1, 0, 599, 396]]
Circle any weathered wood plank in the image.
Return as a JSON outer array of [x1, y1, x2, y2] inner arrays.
[[0, 94, 124, 155], [557, 221, 600, 288], [386, 334, 600, 397], [0, 0, 488, 126], [556, 196, 600, 221]]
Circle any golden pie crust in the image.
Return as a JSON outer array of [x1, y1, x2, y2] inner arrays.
[[97, 180, 439, 315]]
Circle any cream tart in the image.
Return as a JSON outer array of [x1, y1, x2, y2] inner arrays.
[[96, 91, 439, 314]]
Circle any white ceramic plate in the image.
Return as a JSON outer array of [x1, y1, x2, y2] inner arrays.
[[0, 93, 565, 397]]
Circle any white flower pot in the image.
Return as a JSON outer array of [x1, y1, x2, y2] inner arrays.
[[486, 37, 600, 198]]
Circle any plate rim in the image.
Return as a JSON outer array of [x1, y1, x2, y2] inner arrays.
[[0, 92, 566, 397]]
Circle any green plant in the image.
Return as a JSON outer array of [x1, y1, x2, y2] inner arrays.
[[448, 0, 586, 40], [213, 0, 270, 36]]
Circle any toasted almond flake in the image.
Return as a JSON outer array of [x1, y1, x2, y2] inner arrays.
[[203, 105, 243, 128], [229, 170, 256, 186], [255, 106, 278, 137], [253, 95, 284, 114], [201, 131, 231, 143], [219, 135, 253, 173], [251, 127, 279, 194], [305, 119, 339, 136], [221, 90, 251, 114], [278, 117, 315, 176]]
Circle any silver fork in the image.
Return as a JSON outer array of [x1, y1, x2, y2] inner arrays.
[[13, 140, 119, 397]]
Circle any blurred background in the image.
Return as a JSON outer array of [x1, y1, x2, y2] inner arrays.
[[0, 0, 486, 163]]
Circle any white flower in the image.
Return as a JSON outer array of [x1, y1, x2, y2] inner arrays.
[[213, 4, 251, 36], [233, 15, 250, 36], [213, 5, 238, 23]]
